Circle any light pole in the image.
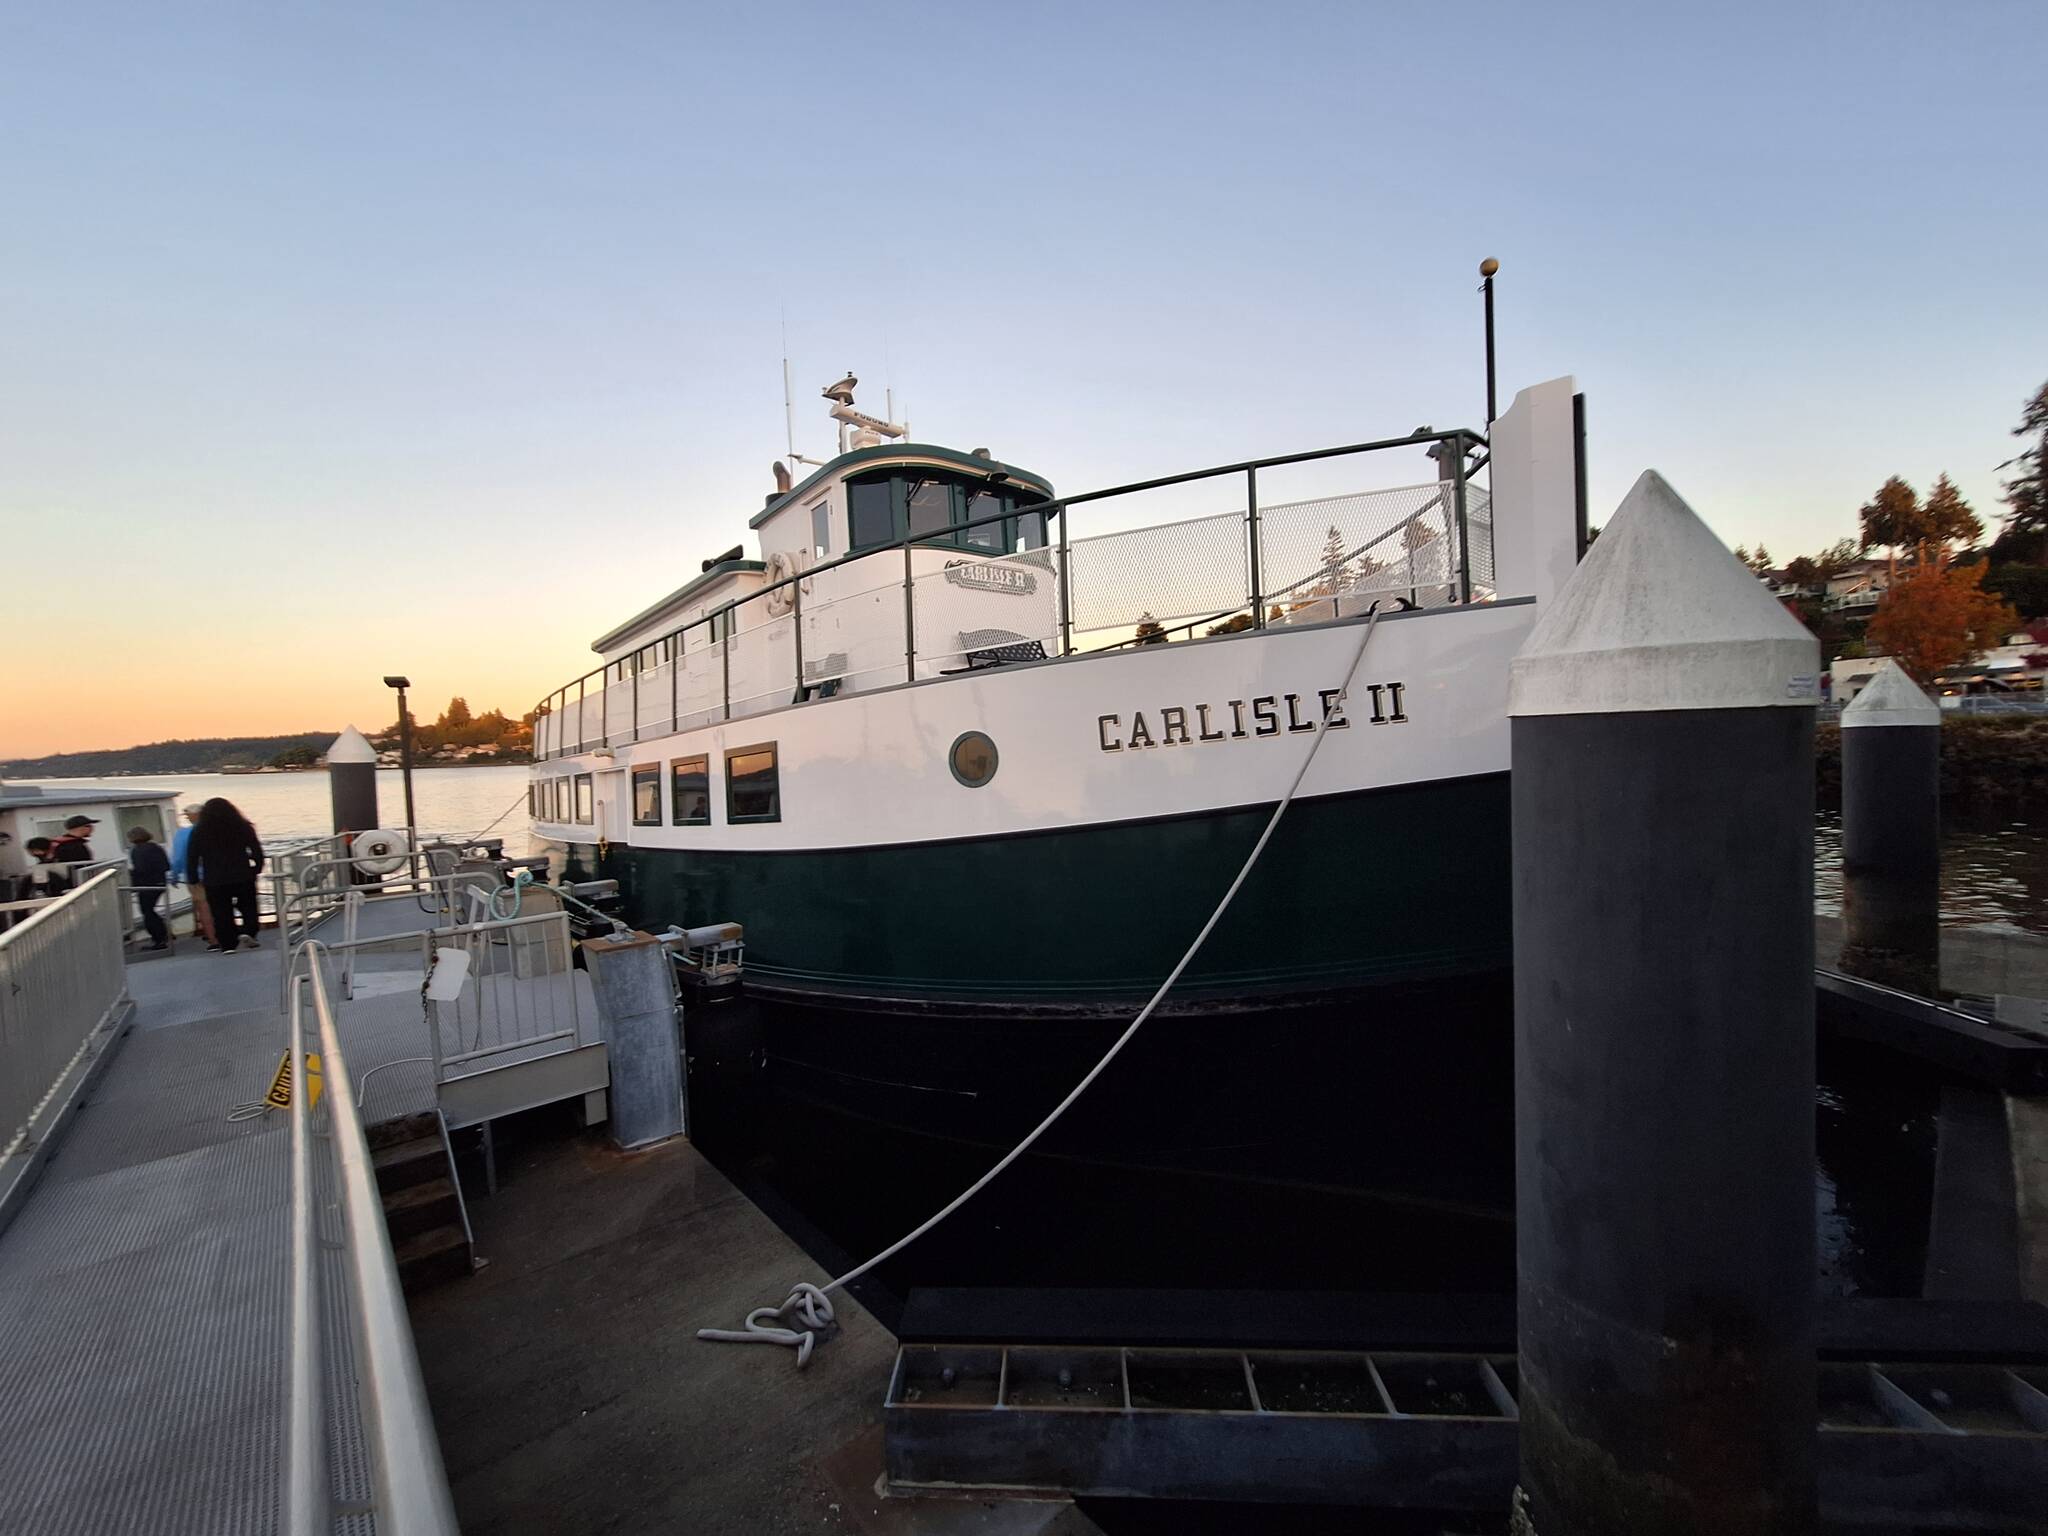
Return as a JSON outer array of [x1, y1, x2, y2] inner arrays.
[[383, 675, 417, 845], [1480, 257, 1499, 427]]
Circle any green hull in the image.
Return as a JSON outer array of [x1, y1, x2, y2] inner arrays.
[[558, 773, 1510, 1006]]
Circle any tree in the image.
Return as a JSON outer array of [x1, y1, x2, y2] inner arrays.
[[1918, 474, 1983, 564], [1858, 477, 1920, 576], [1205, 613, 1255, 637], [1996, 381, 2048, 563], [1867, 562, 2021, 686], [440, 697, 473, 730], [1751, 544, 1774, 573], [1733, 544, 1751, 567], [1133, 612, 1168, 645], [1315, 525, 1353, 596], [1783, 556, 1820, 588], [1814, 538, 1862, 578]]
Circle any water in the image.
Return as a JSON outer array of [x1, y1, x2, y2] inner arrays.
[[26, 766, 537, 857], [1814, 809, 2048, 933]]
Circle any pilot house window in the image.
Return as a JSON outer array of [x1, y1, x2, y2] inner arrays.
[[907, 480, 951, 539], [848, 479, 893, 550]]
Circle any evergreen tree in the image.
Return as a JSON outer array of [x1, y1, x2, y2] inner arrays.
[[1316, 525, 1353, 595], [1133, 612, 1168, 645], [1919, 474, 1983, 564], [1996, 381, 2048, 562], [1858, 477, 1920, 576]]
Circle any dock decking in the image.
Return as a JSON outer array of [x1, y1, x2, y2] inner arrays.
[[0, 905, 1102, 1535]]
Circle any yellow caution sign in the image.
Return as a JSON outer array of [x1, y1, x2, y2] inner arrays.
[[265, 1050, 324, 1110]]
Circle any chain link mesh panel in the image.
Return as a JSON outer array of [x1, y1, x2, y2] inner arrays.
[[1064, 479, 1491, 637], [1065, 509, 1247, 634]]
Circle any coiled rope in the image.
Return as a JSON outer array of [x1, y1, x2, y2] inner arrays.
[[699, 603, 1385, 1366]]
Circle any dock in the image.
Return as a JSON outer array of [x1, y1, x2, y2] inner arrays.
[[3, 838, 2048, 1531], [0, 865, 1103, 1536]]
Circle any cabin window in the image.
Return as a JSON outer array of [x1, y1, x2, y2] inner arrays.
[[631, 765, 662, 826], [907, 479, 952, 540], [726, 744, 780, 824], [528, 783, 538, 818], [810, 500, 831, 560], [963, 489, 1007, 552], [553, 778, 568, 821], [1017, 502, 1049, 551], [671, 755, 711, 826], [708, 610, 732, 645], [574, 774, 594, 825], [848, 478, 894, 550]]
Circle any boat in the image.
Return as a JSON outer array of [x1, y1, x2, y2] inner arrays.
[[527, 374, 1585, 1201], [0, 780, 189, 935]]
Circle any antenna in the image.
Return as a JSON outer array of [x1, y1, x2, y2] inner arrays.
[[783, 355, 796, 463]]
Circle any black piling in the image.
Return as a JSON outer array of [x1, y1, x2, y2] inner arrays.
[[327, 726, 380, 842], [1838, 660, 1941, 996], [1508, 471, 1820, 1536]]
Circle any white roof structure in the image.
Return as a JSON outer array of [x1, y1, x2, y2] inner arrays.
[[1841, 659, 1940, 728], [1510, 470, 1821, 717]]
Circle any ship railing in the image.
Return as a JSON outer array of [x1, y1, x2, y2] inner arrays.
[[530, 426, 1490, 760], [284, 946, 460, 1536], [0, 870, 127, 1166]]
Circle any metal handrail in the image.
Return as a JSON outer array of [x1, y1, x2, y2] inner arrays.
[[285, 947, 460, 1536], [0, 870, 127, 1156], [532, 426, 1488, 758]]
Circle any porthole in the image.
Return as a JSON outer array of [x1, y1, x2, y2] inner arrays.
[[949, 731, 999, 788]]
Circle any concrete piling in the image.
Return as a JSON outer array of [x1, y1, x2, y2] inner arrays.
[[1838, 660, 1941, 996], [1508, 471, 1820, 1535], [327, 726, 380, 843], [582, 931, 684, 1149]]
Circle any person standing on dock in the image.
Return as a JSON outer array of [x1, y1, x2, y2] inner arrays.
[[184, 798, 265, 953], [170, 803, 214, 947], [125, 826, 171, 950]]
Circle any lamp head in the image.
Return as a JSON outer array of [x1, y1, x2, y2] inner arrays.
[[383, 675, 410, 690], [1479, 257, 1499, 278]]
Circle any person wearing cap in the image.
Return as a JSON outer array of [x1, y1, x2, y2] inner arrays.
[[49, 815, 98, 867]]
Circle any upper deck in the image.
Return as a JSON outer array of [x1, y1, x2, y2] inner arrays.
[[533, 426, 1502, 763]]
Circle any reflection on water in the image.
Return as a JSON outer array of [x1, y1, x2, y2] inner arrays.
[[1814, 809, 2048, 935]]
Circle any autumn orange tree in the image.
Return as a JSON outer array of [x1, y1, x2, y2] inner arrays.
[[1867, 562, 2020, 685]]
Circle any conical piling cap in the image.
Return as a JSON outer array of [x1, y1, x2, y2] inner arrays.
[[1841, 658, 1939, 728], [1510, 471, 1820, 716], [327, 725, 378, 764]]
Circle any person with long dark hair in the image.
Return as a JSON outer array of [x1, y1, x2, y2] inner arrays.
[[183, 797, 265, 953]]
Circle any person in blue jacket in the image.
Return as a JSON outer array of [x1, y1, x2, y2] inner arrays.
[[169, 804, 215, 948]]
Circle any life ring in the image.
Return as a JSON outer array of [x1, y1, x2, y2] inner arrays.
[[351, 829, 410, 877]]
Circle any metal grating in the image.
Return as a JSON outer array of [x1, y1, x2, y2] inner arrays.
[[0, 970, 396, 1533], [887, 1343, 2048, 1523]]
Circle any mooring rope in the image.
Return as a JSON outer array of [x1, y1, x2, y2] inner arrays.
[[699, 603, 1386, 1366]]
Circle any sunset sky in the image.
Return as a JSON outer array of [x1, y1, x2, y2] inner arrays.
[[5, 2, 2043, 758]]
